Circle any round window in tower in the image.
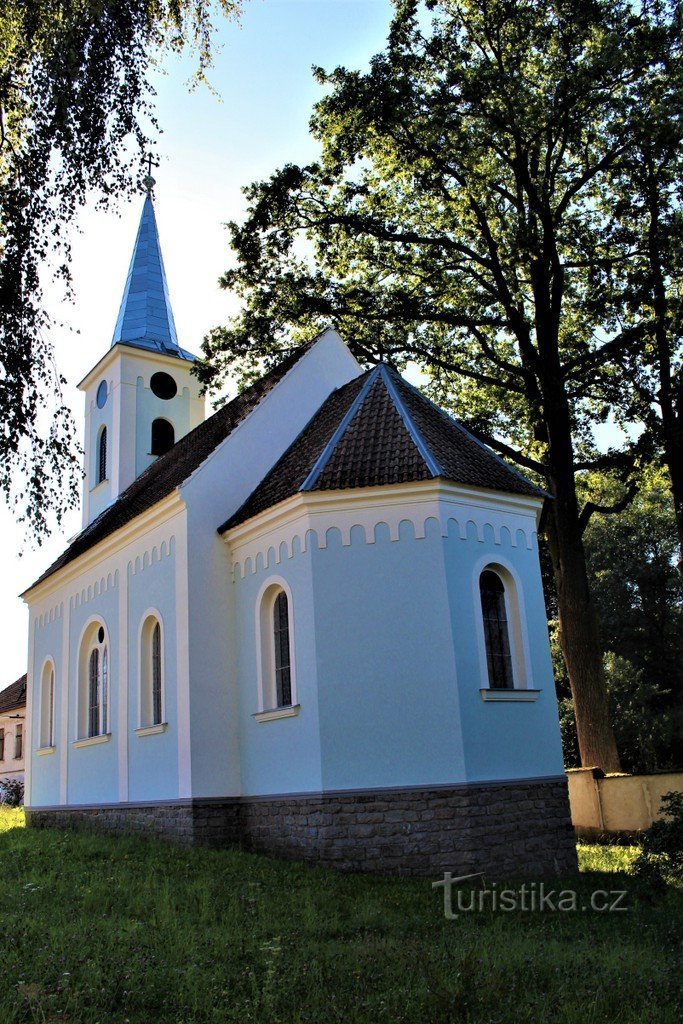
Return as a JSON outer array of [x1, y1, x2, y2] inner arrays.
[[97, 626, 105, 644], [96, 380, 108, 409], [150, 372, 177, 400]]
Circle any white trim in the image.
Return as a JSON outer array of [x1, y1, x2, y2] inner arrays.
[[21, 491, 185, 603], [73, 733, 111, 749], [59, 600, 70, 804], [254, 576, 298, 714], [135, 722, 168, 737], [480, 689, 540, 702], [78, 343, 195, 392], [225, 480, 542, 579], [253, 704, 301, 723], [118, 559, 129, 802], [137, 607, 166, 729], [471, 554, 534, 692], [36, 745, 57, 756], [74, 616, 111, 741], [175, 514, 192, 798], [38, 656, 57, 750], [24, 615, 36, 805]]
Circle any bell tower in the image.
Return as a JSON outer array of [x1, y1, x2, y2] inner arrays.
[[78, 171, 205, 527]]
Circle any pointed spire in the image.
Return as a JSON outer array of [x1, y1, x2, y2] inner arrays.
[[111, 191, 193, 360]]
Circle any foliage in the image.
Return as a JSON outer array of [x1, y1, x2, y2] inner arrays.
[[202, 0, 683, 770], [557, 468, 683, 772], [0, 777, 24, 806], [0, 0, 240, 538], [0, 805, 23, 831], [634, 791, 683, 887], [0, 821, 680, 1023], [577, 843, 641, 875]]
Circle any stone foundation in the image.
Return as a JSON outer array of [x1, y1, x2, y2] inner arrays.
[[25, 775, 577, 876]]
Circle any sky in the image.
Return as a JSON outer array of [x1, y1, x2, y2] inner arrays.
[[0, 0, 397, 684]]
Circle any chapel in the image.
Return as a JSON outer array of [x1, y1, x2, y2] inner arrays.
[[23, 186, 577, 876]]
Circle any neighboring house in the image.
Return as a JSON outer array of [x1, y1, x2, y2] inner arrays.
[[0, 674, 27, 783], [21, 185, 576, 876]]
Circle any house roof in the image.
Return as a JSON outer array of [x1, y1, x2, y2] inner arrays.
[[0, 675, 27, 714], [111, 194, 194, 361], [222, 363, 544, 532], [24, 341, 315, 595]]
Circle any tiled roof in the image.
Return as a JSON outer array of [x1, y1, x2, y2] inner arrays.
[[25, 342, 315, 594], [0, 675, 27, 714], [111, 195, 194, 361], [222, 363, 544, 532]]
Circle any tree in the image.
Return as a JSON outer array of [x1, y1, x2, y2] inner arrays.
[[555, 468, 683, 773], [201, 0, 683, 770], [0, 0, 240, 537]]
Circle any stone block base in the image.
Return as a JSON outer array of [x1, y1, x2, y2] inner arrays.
[[26, 775, 577, 876]]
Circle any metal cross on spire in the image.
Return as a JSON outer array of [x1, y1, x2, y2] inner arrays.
[[142, 154, 159, 196]]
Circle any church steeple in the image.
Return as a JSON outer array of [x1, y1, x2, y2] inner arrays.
[[78, 173, 205, 527], [110, 192, 193, 360]]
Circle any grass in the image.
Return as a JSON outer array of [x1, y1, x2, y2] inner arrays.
[[0, 808, 680, 1023]]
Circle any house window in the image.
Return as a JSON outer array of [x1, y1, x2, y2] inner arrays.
[[0, 728, 4, 760], [79, 622, 109, 739], [97, 426, 107, 484], [14, 724, 23, 760], [151, 418, 174, 456], [273, 591, 292, 707], [40, 662, 56, 748], [256, 581, 298, 716], [479, 569, 514, 689], [140, 615, 164, 728]]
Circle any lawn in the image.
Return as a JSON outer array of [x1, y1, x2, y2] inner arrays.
[[0, 807, 680, 1023]]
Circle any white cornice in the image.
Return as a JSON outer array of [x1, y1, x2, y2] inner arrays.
[[225, 480, 543, 578], [22, 490, 186, 605], [78, 344, 195, 392], [225, 480, 542, 548]]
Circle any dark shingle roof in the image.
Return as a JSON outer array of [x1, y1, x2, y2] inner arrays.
[[222, 364, 544, 532], [25, 342, 315, 593], [0, 675, 27, 713]]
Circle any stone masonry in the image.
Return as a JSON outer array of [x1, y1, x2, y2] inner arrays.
[[25, 775, 578, 877]]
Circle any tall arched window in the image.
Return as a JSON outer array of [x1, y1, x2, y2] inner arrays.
[[479, 569, 514, 689], [140, 615, 164, 728], [151, 418, 175, 456], [79, 622, 109, 739], [40, 661, 56, 748], [256, 581, 297, 716], [273, 591, 292, 708], [97, 426, 107, 484]]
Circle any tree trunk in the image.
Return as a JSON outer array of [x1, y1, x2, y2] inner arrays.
[[542, 383, 622, 773], [545, 507, 622, 772]]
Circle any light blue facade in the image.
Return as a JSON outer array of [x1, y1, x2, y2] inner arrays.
[[231, 507, 564, 797]]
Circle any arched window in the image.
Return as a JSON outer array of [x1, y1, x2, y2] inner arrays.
[[273, 591, 292, 708], [257, 582, 297, 715], [97, 427, 107, 483], [479, 569, 514, 689], [140, 615, 164, 728], [151, 418, 175, 457], [40, 662, 56, 748], [79, 623, 109, 739]]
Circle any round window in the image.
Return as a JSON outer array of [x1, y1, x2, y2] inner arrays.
[[96, 380, 108, 409], [97, 626, 105, 644], [150, 372, 177, 400]]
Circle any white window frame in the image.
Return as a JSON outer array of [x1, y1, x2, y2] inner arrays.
[[471, 556, 539, 701], [75, 617, 112, 743], [38, 657, 57, 751], [136, 609, 168, 735], [253, 576, 300, 722]]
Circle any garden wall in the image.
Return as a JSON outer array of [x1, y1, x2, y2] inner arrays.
[[567, 768, 682, 840]]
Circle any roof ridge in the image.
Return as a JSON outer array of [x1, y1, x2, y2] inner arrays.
[[300, 365, 380, 491], [378, 365, 442, 478]]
